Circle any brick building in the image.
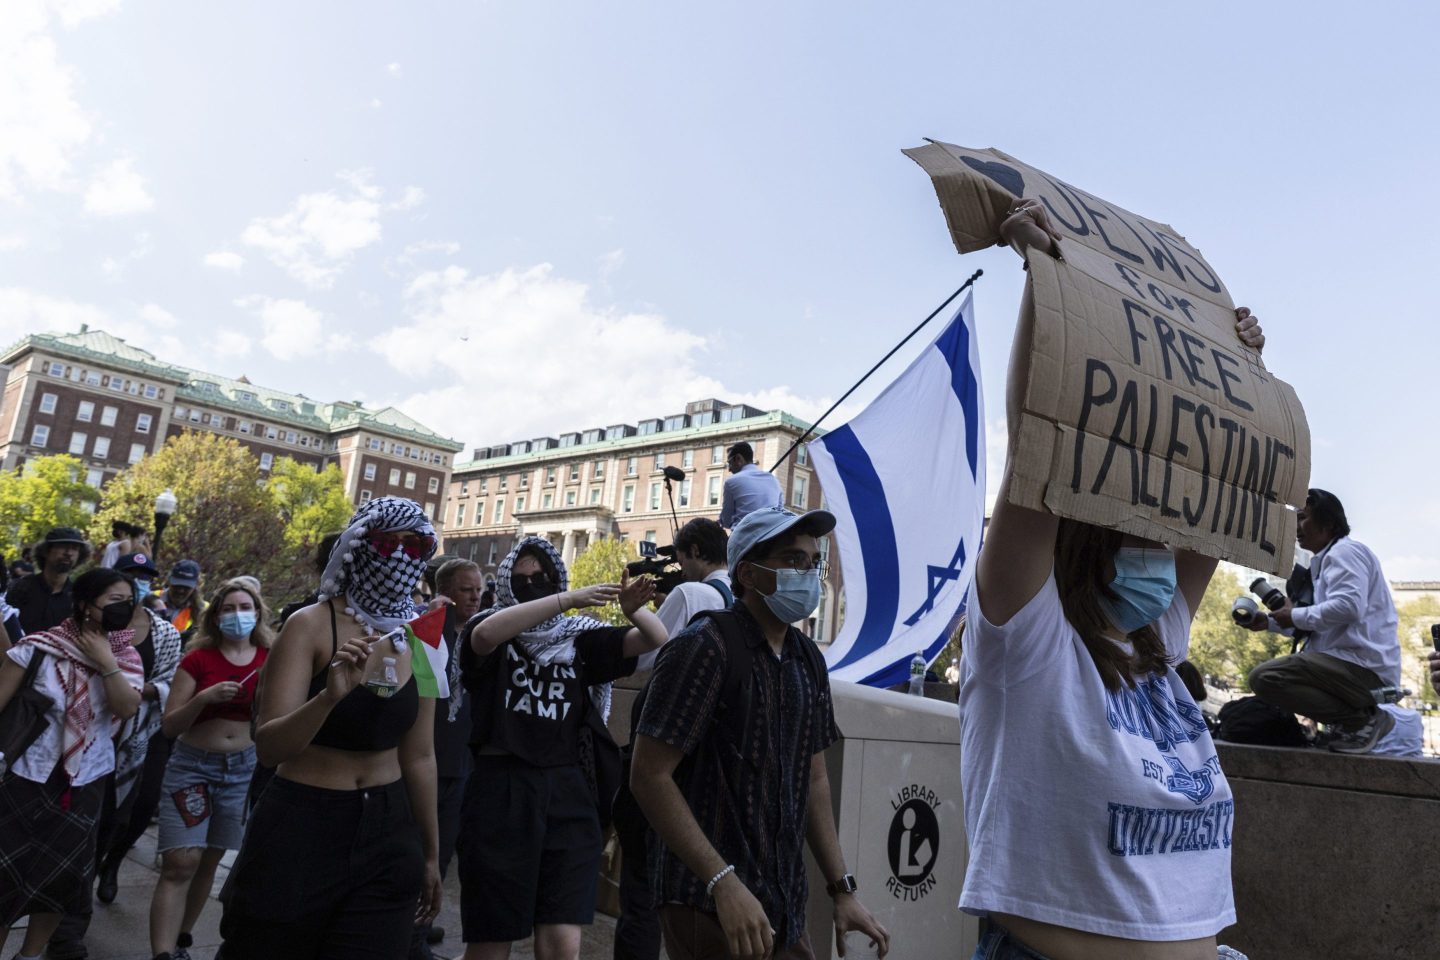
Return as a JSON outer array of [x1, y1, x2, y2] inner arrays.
[[442, 398, 842, 643], [0, 326, 463, 517]]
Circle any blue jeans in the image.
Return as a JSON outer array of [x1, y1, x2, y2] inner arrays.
[[971, 927, 1054, 960]]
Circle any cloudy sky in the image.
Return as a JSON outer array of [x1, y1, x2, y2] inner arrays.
[[3, 0, 1438, 577]]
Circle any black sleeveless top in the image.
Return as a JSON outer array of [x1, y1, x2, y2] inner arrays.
[[306, 603, 419, 751]]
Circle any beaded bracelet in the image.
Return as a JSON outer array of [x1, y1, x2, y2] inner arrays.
[[706, 864, 735, 897]]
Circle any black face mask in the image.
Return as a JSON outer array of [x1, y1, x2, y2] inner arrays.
[[99, 599, 136, 631], [512, 577, 558, 605]]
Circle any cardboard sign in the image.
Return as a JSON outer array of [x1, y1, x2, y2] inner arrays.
[[904, 141, 1310, 574]]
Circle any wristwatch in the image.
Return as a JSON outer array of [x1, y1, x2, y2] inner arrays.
[[825, 874, 858, 897]]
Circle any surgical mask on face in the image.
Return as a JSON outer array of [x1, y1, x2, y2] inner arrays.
[[134, 579, 152, 602], [753, 566, 822, 624], [218, 610, 257, 639], [100, 599, 136, 632], [1099, 547, 1176, 633]]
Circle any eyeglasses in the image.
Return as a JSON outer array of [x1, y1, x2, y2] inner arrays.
[[366, 532, 436, 560], [511, 572, 556, 590], [756, 555, 831, 579]]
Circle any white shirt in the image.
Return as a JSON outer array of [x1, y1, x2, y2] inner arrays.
[[718, 464, 782, 528], [641, 571, 732, 670], [4, 644, 142, 786], [959, 574, 1235, 941], [1289, 537, 1400, 686], [1374, 704, 1423, 758]]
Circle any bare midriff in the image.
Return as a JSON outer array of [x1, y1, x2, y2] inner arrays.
[[276, 742, 402, 790], [180, 717, 253, 754], [991, 914, 1218, 960]]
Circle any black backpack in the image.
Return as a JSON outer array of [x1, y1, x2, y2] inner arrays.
[[1215, 695, 1309, 747]]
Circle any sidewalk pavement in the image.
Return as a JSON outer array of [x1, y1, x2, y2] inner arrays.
[[14, 825, 625, 960]]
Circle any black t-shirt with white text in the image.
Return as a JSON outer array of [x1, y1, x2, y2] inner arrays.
[[463, 625, 635, 768]]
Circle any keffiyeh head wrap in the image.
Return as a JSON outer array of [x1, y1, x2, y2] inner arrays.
[[490, 536, 615, 719], [317, 496, 436, 635]]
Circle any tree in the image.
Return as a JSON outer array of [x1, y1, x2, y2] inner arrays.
[[1396, 595, 1440, 708], [568, 536, 639, 626], [91, 432, 311, 607], [1187, 567, 1291, 691], [267, 458, 354, 550], [0, 454, 102, 557]]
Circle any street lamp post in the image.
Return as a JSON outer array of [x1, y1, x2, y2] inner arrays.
[[153, 488, 178, 559]]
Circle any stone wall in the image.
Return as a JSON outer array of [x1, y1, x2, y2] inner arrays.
[[1215, 743, 1440, 960]]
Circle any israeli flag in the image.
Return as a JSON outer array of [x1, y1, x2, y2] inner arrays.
[[810, 293, 984, 687]]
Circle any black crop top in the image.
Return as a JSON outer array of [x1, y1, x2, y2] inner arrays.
[[306, 603, 419, 752]]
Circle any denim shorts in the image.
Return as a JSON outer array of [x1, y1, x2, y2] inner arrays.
[[157, 741, 256, 853], [971, 927, 1055, 960]]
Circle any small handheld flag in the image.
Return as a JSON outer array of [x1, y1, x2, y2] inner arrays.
[[403, 606, 450, 699]]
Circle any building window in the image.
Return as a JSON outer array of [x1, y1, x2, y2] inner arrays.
[[499, 476, 508, 491], [488, 542, 499, 564], [792, 475, 808, 508], [493, 499, 504, 523], [129, 443, 146, 465], [85, 371, 101, 386], [711, 445, 724, 464], [649, 482, 661, 510], [455, 503, 466, 526], [389, 468, 401, 484], [85, 468, 104, 487], [568, 464, 579, 482], [238, 420, 251, 434], [144, 385, 159, 399], [682, 449, 694, 468], [796, 444, 808, 466], [593, 460, 605, 479], [189, 409, 201, 423], [622, 485, 635, 513], [644, 530, 657, 543], [627, 457, 638, 476], [405, 471, 416, 489], [479, 478, 488, 492], [460, 480, 469, 494], [519, 473, 529, 489], [39, 393, 57, 414], [93, 437, 111, 458], [515, 495, 526, 512], [369, 438, 383, 451], [427, 477, 440, 494], [664, 415, 688, 431], [108, 376, 125, 392], [678, 479, 691, 507], [364, 464, 376, 481], [259, 452, 273, 470], [284, 430, 297, 444], [265, 426, 278, 440], [45, 361, 64, 376], [77, 401, 94, 423], [589, 488, 601, 505], [653, 453, 665, 471], [565, 490, 577, 507], [68, 432, 87, 455], [101, 406, 118, 427], [361, 489, 373, 502], [273, 399, 291, 412], [545, 466, 556, 484], [708, 475, 721, 506], [135, 413, 152, 434]]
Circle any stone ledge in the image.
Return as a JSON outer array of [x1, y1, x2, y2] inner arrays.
[[1216, 741, 1440, 799]]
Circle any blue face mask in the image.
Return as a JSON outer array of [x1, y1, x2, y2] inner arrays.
[[134, 579, 152, 602], [1100, 547, 1176, 633], [218, 610, 258, 639], [753, 566, 822, 624]]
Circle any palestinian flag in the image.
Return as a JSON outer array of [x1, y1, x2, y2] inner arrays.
[[405, 606, 450, 699]]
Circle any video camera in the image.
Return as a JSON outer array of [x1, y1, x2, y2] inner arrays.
[[625, 541, 686, 595]]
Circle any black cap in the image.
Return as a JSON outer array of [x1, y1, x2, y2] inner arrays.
[[42, 527, 88, 547], [115, 552, 160, 577]]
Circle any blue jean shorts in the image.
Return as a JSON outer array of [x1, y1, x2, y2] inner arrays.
[[971, 926, 1054, 960], [157, 741, 256, 853]]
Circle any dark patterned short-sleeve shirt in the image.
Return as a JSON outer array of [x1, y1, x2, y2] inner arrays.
[[636, 604, 839, 947]]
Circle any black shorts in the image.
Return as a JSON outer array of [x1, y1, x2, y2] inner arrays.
[[458, 755, 602, 942]]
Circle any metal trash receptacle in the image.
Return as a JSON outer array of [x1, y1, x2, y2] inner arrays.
[[804, 680, 976, 959]]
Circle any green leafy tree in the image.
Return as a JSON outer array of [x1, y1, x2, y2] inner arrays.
[[267, 458, 354, 550], [0, 454, 102, 557], [1396, 595, 1440, 708], [91, 432, 312, 607], [1187, 567, 1290, 691], [568, 536, 639, 626]]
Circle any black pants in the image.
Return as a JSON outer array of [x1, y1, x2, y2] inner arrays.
[[612, 790, 661, 960], [407, 770, 469, 959], [219, 777, 425, 960]]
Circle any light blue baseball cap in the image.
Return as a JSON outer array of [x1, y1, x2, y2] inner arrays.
[[726, 506, 837, 579]]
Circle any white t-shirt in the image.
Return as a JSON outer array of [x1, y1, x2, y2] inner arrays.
[[959, 574, 1235, 941], [5, 644, 142, 786], [641, 571, 732, 670]]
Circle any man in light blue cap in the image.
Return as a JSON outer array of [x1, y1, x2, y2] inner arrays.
[[630, 506, 890, 960]]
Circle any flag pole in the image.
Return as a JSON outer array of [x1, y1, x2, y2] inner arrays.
[[769, 269, 983, 473]]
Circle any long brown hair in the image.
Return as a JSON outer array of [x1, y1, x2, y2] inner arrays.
[[188, 578, 275, 652], [1053, 519, 1170, 691]]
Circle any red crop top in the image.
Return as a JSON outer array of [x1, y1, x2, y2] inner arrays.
[[178, 646, 267, 725]]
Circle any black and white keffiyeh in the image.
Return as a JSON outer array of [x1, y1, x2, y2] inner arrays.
[[317, 496, 436, 635], [489, 536, 616, 720]]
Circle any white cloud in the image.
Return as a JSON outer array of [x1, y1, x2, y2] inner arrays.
[[235, 294, 350, 359], [385, 62, 402, 78], [0, 6, 94, 200], [49, 0, 123, 28], [369, 98, 383, 110], [137, 302, 179, 328], [389, 185, 425, 212], [209, 328, 252, 357], [83, 156, 153, 215], [203, 250, 244, 272], [0, 234, 28, 251], [597, 248, 625, 281], [240, 170, 385, 288], [0, 287, 184, 358], [373, 263, 827, 448], [99, 230, 151, 281]]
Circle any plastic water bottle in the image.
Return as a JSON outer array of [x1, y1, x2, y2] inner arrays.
[[365, 656, 400, 698], [908, 653, 926, 697]]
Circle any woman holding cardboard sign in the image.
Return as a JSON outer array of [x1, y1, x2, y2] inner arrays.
[[958, 201, 1264, 960]]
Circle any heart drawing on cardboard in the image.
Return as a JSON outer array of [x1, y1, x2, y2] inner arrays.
[[960, 156, 1025, 198]]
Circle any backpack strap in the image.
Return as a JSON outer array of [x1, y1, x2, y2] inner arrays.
[[21, 647, 46, 687], [704, 577, 735, 610]]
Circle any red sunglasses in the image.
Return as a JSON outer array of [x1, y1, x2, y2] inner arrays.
[[366, 532, 436, 560]]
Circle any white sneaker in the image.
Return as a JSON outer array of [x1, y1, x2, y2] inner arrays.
[[1327, 709, 1395, 754]]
